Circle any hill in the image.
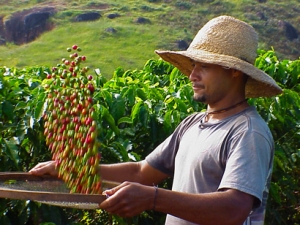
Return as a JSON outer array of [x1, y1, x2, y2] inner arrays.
[[0, 0, 299, 77]]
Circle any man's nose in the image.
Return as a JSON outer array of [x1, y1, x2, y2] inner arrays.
[[189, 67, 200, 81]]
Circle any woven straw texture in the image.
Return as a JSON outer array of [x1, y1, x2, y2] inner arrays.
[[155, 15, 282, 98]]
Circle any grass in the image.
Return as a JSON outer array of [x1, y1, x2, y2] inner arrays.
[[0, 0, 299, 78], [0, 8, 164, 76]]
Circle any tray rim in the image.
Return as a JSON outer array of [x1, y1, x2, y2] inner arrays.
[[0, 172, 118, 204]]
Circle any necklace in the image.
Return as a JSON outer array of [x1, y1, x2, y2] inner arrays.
[[203, 99, 248, 123]]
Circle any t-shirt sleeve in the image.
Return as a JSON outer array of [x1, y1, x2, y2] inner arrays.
[[145, 134, 177, 176], [218, 129, 273, 207], [146, 113, 202, 176]]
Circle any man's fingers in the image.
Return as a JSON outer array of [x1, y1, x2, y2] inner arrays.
[[102, 181, 130, 196], [29, 161, 57, 176], [100, 182, 131, 209], [99, 181, 156, 219], [100, 191, 121, 209]]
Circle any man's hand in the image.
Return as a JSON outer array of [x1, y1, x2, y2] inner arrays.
[[29, 161, 58, 177], [99, 181, 155, 218]]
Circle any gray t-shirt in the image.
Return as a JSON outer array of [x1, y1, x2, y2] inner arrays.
[[146, 106, 274, 225]]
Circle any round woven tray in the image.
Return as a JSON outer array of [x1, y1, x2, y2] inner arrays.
[[0, 172, 118, 209]]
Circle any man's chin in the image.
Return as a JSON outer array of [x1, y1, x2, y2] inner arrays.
[[193, 95, 206, 103]]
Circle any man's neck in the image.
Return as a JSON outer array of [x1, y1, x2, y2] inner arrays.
[[205, 99, 249, 122]]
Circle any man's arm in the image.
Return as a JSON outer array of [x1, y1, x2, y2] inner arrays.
[[29, 160, 168, 186], [156, 187, 254, 225], [99, 160, 169, 185], [100, 181, 255, 225]]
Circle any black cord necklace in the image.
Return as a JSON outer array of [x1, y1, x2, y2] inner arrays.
[[204, 99, 248, 123]]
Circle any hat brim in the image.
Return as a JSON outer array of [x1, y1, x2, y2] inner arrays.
[[155, 49, 282, 98]]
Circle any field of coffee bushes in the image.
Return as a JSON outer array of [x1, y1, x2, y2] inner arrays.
[[0, 49, 299, 224]]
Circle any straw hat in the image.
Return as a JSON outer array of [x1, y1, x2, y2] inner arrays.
[[155, 15, 282, 98]]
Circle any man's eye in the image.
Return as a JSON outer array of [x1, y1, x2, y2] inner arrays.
[[190, 59, 196, 68]]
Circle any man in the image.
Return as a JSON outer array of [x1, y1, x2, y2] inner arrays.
[[30, 16, 282, 225]]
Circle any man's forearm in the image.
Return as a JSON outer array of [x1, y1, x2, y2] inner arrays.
[[155, 188, 254, 225], [99, 160, 168, 186], [99, 162, 141, 183]]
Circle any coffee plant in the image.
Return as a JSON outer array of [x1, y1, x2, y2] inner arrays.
[[0, 48, 299, 225]]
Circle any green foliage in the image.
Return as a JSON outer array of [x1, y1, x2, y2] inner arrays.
[[254, 50, 300, 225], [0, 66, 50, 171], [0, 49, 299, 224]]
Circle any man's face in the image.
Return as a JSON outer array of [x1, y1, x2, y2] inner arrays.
[[189, 62, 234, 104]]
